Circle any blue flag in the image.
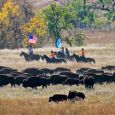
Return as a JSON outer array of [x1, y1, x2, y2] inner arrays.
[[55, 37, 62, 48], [29, 34, 33, 39]]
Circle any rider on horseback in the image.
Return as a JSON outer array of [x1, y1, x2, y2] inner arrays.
[[50, 51, 56, 58], [60, 47, 65, 58], [80, 48, 85, 58], [56, 47, 65, 58], [28, 45, 34, 58], [65, 48, 70, 58], [61, 47, 65, 54]]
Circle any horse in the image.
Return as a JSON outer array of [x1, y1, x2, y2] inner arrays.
[[84, 57, 96, 64], [20, 52, 41, 61], [72, 54, 95, 63], [20, 52, 30, 61], [55, 58, 67, 63], [42, 55, 55, 63], [42, 55, 67, 64], [72, 54, 80, 62]]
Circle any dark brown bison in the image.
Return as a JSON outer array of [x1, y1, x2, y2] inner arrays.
[[63, 78, 79, 86], [49, 75, 68, 85], [76, 67, 91, 74], [13, 76, 27, 86], [10, 72, 25, 78], [0, 66, 7, 70], [22, 68, 44, 76], [0, 74, 14, 87], [83, 69, 104, 74], [60, 72, 79, 79], [49, 94, 67, 103], [23, 77, 49, 89], [40, 68, 54, 75], [54, 67, 70, 74], [111, 72, 115, 82], [84, 75, 95, 89], [0, 68, 17, 74], [68, 91, 85, 101], [101, 65, 115, 72]]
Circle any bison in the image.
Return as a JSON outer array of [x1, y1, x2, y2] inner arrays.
[[40, 68, 54, 75], [0, 74, 14, 87], [49, 75, 68, 85], [22, 68, 44, 76], [76, 67, 91, 74], [68, 91, 85, 101], [63, 78, 79, 86], [23, 77, 49, 89], [49, 94, 67, 103], [53, 67, 70, 74], [83, 69, 104, 74], [60, 72, 79, 79], [0, 68, 17, 74], [13, 76, 27, 86], [84, 75, 95, 89], [101, 65, 115, 72]]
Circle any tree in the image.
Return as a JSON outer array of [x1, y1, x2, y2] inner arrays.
[[65, 29, 86, 47], [21, 2, 34, 23], [0, 0, 21, 48], [43, 3, 75, 45]]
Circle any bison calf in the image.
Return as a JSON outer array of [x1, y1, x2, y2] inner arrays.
[[49, 94, 67, 103]]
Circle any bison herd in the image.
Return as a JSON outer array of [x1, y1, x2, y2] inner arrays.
[[0, 65, 114, 90], [0, 65, 114, 103]]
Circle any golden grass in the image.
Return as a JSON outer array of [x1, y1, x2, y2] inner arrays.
[[0, 84, 115, 115], [0, 99, 114, 115]]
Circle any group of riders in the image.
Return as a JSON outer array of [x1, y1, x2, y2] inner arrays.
[[50, 47, 70, 59], [28, 45, 85, 59]]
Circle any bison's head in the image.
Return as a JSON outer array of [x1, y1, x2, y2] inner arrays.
[[22, 79, 28, 88], [49, 97, 52, 102]]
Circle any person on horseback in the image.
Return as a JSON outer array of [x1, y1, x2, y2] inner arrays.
[[28, 45, 34, 58], [56, 47, 65, 58], [50, 51, 56, 58], [60, 47, 65, 58], [61, 47, 65, 54], [65, 48, 70, 58], [80, 48, 85, 58]]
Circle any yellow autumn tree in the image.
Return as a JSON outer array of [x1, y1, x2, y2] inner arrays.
[[21, 14, 48, 47], [0, 0, 20, 25], [0, 0, 21, 48]]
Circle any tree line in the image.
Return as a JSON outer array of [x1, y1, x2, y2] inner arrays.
[[0, 0, 114, 48]]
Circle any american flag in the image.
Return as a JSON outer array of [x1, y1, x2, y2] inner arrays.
[[29, 34, 37, 44]]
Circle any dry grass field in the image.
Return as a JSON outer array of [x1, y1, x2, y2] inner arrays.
[[0, 31, 115, 115]]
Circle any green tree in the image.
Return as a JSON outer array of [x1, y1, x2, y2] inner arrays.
[[43, 3, 74, 45]]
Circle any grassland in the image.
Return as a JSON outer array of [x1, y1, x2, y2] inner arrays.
[[0, 31, 115, 115]]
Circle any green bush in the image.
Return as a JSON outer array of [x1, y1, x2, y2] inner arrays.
[[65, 30, 86, 47]]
